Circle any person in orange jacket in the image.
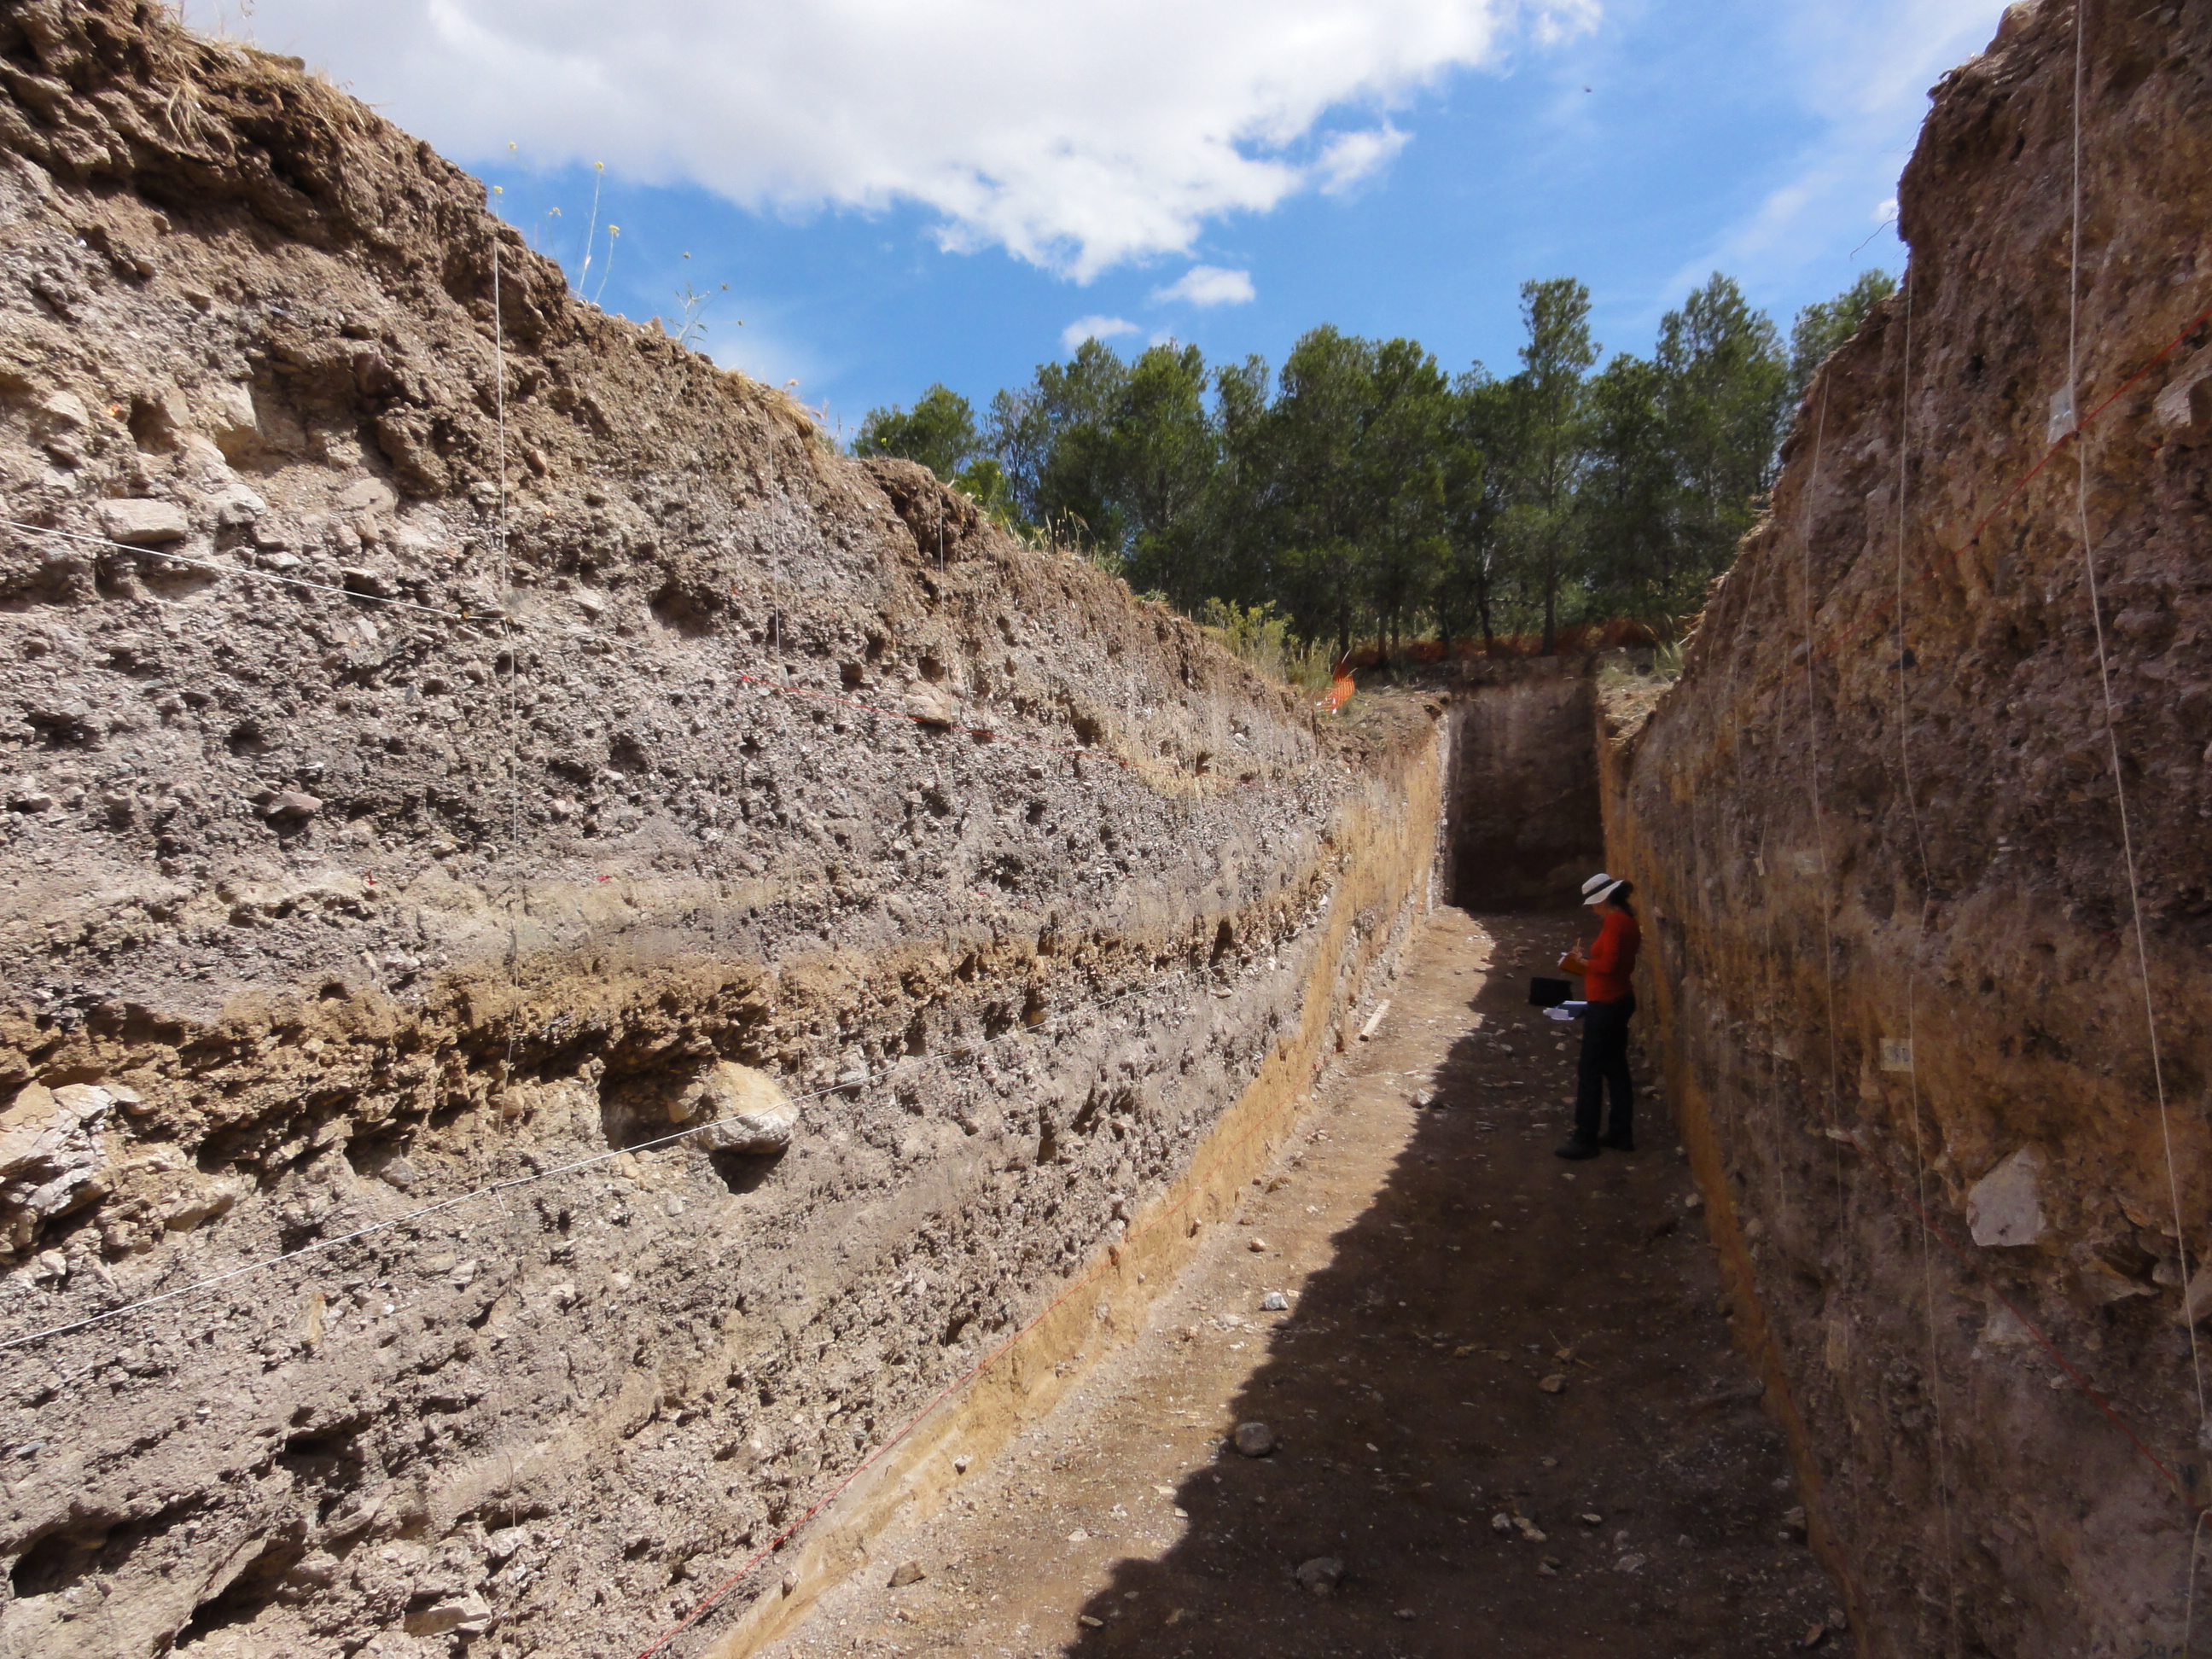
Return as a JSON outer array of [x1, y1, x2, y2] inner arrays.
[[1555, 871, 1641, 1160]]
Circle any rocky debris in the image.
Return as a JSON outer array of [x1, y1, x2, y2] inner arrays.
[[1246, 1237, 1269, 1253], [904, 684, 958, 727], [257, 789, 323, 820], [888, 1561, 925, 1588], [1231, 1422, 1277, 1458], [1965, 1148, 2049, 1249], [1539, 1372, 1568, 1394], [684, 1062, 800, 1155], [0, 7, 1432, 1657], [1294, 1556, 1345, 1597], [0, 1081, 115, 1253], [93, 498, 189, 544], [1259, 1289, 1289, 1311], [406, 1592, 493, 1638], [2177, 1264, 2212, 1326]]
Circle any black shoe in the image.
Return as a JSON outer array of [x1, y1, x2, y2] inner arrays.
[[1598, 1133, 1635, 1152], [1554, 1138, 1600, 1161]]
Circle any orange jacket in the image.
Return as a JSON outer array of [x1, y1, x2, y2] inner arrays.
[[1580, 911, 1640, 1003]]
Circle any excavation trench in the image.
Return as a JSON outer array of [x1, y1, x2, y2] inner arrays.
[[751, 905, 1847, 1658], [701, 677, 1847, 1658]]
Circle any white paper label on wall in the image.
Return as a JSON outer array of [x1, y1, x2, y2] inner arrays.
[[2047, 385, 2077, 446], [1880, 1038, 1914, 1073]]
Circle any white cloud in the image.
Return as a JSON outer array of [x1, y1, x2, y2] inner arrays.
[[1150, 265, 1257, 307], [184, 0, 1598, 280], [1060, 315, 1141, 352], [1315, 124, 1411, 194]]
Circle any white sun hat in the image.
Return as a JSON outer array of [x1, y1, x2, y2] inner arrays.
[[1581, 871, 1626, 906]]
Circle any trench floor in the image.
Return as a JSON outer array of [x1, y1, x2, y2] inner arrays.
[[760, 908, 1850, 1657]]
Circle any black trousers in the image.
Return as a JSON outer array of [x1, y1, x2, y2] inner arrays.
[[1574, 993, 1636, 1144]]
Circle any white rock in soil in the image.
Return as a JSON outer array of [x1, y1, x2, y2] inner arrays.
[[1260, 1289, 1289, 1312], [2178, 1263, 2212, 1326], [1966, 1148, 2048, 1248], [905, 684, 958, 727], [96, 498, 190, 544], [335, 476, 399, 515], [35, 389, 87, 431], [0, 1083, 113, 1232], [688, 1062, 799, 1155]]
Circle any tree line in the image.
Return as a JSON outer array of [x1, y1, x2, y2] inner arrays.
[[853, 270, 1895, 659]]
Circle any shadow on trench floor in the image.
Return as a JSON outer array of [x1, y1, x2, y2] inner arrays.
[[761, 909, 1850, 1659]]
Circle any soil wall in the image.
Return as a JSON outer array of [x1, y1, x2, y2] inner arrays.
[[1440, 660, 1603, 910], [0, 9, 1447, 1656], [1604, 3, 2212, 1651]]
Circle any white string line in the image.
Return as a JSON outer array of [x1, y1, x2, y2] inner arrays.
[[0, 964, 1220, 1357], [0, 517, 480, 621], [1887, 271, 1961, 1659], [2065, 0, 2207, 1462]]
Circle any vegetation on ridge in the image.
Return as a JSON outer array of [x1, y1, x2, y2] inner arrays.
[[854, 268, 1897, 661]]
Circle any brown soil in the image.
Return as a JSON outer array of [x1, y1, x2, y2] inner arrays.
[[756, 908, 1848, 1658]]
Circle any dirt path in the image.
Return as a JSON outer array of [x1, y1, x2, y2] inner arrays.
[[758, 908, 1849, 1658]]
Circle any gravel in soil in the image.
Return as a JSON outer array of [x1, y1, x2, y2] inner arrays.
[[761, 908, 1850, 1657]]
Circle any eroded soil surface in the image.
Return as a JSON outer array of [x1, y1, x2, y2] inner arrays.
[[760, 907, 1849, 1657]]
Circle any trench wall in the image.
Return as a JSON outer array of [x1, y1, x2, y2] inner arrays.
[[1440, 661, 1603, 910], [1603, 3, 2212, 1651], [0, 10, 1450, 1656], [713, 714, 1447, 1656]]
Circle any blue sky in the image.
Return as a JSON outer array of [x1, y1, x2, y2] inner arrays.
[[190, 0, 2000, 442]]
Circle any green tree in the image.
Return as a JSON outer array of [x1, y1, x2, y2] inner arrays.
[[1359, 337, 1453, 653], [1577, 352, 1674, 620], [1787, 269, 1899, 411], [852, 383, 981, 480], [1269, 326, 1379, 661], [1654, 273, 1787, 606], [1433, 369, 1512, 649], [1508, 277, 1598, 654], [1113, 343, 1218, 600]]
